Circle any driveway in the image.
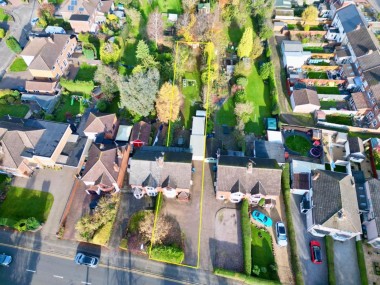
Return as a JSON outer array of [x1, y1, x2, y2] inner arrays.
[[334, 239, 361, 285], [291, 194, 328, 285], [0, 70, 33, 89], [12, 167, 77, 238]]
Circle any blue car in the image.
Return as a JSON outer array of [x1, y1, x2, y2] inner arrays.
[[252, 210, 273, 227]]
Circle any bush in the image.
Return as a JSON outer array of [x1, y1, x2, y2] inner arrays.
[[356, 240, 369, 285], [326, 114, 353, 126], [241, 199, 252, 275], [6, 37, 22, 54], [0, 28, 5, 39], [14, 219, 28, 232], [266, 48, 271, 58], [0, 99, 6, 104], [150, 245, 184, 264], [234, 90, 247, 103], [236, 76, 248, 87], [304, 25, 310, 31], [96, 100, 107, 112], [44, 113, 54, 120], [26, 217, 40, 231], [92, 221, 113, 245], [6, 96, 15, 104], [301, 38, 309, 44]]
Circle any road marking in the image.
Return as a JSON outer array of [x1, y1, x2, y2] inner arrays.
[[53, 275, 63, 279], [81, 282, 91, 285], [26, 269, 36, 273]]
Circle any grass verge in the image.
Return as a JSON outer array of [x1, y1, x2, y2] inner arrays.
[[9, 58, 27, 72], [0, 104, 29, 118], [325, 236, 336, 285], [241, 199, 252, 275], [356, 240, 369, 285], [214, 268, 281, 285]]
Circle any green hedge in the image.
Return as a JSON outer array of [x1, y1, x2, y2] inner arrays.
[[214, 268, 281, 285], [150, 245, 184, 264], [6, 37, 22, 54], [282, 164, 304, 285], [325, 236, 336, 285], [60, 78, 94, 94], [326, 114, 353, 126], [356, 240, 369, 285], [241, 199, 252, 275]]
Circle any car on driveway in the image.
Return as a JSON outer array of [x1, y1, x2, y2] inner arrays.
[[0, 253, 12, 266], [275, 222, 288, 246], [74, 253, 99, 268], [252, 210, 272, 227], [0, 1, 7, 6], [30, 18, 39, 26], [310, 240, 322, 264]]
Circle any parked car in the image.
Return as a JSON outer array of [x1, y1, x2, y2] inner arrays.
[[251, 210, 272, 227], [0, 253, 12, 266], [30, 17, 39, 26], [275, 222, 288, 247], [0, 1, 7, 6], [74, 253, 99, 268], [310, 240, 322, 264]]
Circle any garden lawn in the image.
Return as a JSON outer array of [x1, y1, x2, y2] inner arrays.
[[9, 58, 27, 72], [245, 63, 271, 134], [0, 8, 9, 22], [0, 187, 54, 227], [316, 86, 340, 94], [75, 63, 97, 81], [326, 114, 353, 126], [53, 95, 87, 122], [251, 226, 278, 281], [181, 71, 202, 129], [216, 97, 236, 126], [155, 0, 182, 13], [303, 46, 325, 53], [285, 135, 312, 156], [320, 100, 338, 109], [308, 72, 328, 79], [0, 104, 29, 118]]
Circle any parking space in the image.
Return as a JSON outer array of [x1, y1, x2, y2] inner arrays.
[[291, 194, 328, 285], [334, 238, 361, 285]]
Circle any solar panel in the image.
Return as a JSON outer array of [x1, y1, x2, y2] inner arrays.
[[79, 7, 84, 11], [68, 5, 74, 10], [71, 0, 77, 5]]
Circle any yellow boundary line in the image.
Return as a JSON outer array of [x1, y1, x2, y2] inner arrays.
[[149, 41, 212, 269]]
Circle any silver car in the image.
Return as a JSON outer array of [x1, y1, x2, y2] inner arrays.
[[275, 222, 288, 247], [0, 253, 12, 266], [74, 253, 99, 268]]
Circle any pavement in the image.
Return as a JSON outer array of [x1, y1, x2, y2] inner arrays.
[[291, 194, 328, 285], [333, 239, 361, 285]]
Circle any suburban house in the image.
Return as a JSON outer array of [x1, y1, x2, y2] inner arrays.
[[129, 148, 193, 200], [130, 121, 151, 147], [281, 40, 311, 68], [363, 178, 380, 248], [306, 170, 362, 241], [83, 112, 119, 142], [215, 156, 282, 204], [81, 143, 128, 194], [59, 0, 114, 33], [20, 34, 77, 80], [290, 159, 325, 195], [0, 116, 84, 177], [25, 80, 59, 95], [189, 111, 206, 161], [290, 89, 321, 113]]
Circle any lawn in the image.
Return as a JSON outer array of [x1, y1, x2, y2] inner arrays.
[[53, 95, 87, 122], [285, 135, 312, 156], [325, 236, 336, 285], [75, 63, 97, 81], [308, 72, 328, 79], [0, 8, 9, 22], [9, 57, 27, 72], [320, 100, 338, 109], [251, 226, 278, 281], [245, 63, 271, 134], [181, 71, 202, 129], [217, 97, 236, 126], [356, 240, 369, 285], [0, 104, 29, 118], [0, 187, 54, 227], [303, 46, 325, 53], [155, 0, 182, 13], [316, 86, 340, 94]]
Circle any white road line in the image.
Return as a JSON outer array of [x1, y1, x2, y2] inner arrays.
[[26, 269, 36, 273], [81, 282, 91, 285], [53, 275, 63, 279]]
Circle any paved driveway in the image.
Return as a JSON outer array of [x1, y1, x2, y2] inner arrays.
[[291, 194, 328, 285], [12, 167, 77, 238], [334, 239, 361, 285]]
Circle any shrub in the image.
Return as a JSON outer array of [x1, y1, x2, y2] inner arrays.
[[150, 245, 184, 264], [266, 48, 271, 58], [234, 90, 247, 103], [304, 25, 310, 31], [0, 28, 5, 39], [301, 38, 309, 44], [258, 198, 265, 207], [236, 76, 248, 87], [241, 199, 252, 275], [214, 268, 280, 284], [78, 32, 91, 43], [44, 113, 54, 120], [96, 100, 107, 112], [92, 221, 113, 245], [0, 99, 6, 104], [26, 217, 40, 231], [14, 219, 28, 232], [6, 96, 15, 104], [6, 37, 22, 54]]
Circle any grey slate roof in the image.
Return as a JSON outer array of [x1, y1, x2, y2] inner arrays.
[[216, 156, 282, 196], [348, 137, 364, 154], [292, 89, 320, 106], [336, 4, 366, 33], [311, 170, 361, 233], [254, 140, 285, 164], [357, 51, 380, 71], [363, 66, 380, 101], [368, 179, 380, 234], [129, 149, 192, 190], [335, 46, 351, 58], [346, 26, 377, 58], [352, 171, 368, 211]]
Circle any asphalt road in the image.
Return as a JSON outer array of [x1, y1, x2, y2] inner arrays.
[[0, 245, 185, 285]]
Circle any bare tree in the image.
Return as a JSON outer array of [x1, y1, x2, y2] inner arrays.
[[139, 213, 172, 245], [147, 8, 164, 46], [182, 0, 197, 12]]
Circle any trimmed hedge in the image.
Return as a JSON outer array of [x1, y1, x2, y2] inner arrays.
[[150, 245, 184, 264], [241, 199, 252, 275], [282, 164, 304, 285], [356, 240, 369, 285], [60, 78, 94, 94], [6, 37, 22, 54], [214, 268, 281, 285], [325, 236, 336, 285], [326, 114, 353, 126]]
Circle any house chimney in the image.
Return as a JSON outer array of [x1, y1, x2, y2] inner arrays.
[[113, 162, 120, 172], [47, 36, 54, 43], [117, 147, 123, 158], [337, 210, 345, 220], [247, 161, 253, 174], [355, 24, 361, 31], [156, 152, 165, 168], [312, 172, 320, 181], [99, 143, 105, 150]]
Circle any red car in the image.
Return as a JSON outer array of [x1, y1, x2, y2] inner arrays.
[[310, 240, 322, 264]]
